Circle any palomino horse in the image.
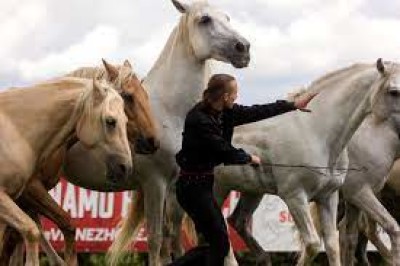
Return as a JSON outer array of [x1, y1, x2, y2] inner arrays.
[[0, 59, 160, 266], [167, 60, 400, 266], [56, 1, 250, 265], [0, 75, 132, 266]]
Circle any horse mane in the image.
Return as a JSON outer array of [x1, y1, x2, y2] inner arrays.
[[76, 78, 120, 122], [65, 65, 135, 93], [142, 12, 197, 85], [286, 63, 373, 100]]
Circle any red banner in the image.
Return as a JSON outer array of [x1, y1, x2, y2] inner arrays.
[[41, 179, 246, 252]]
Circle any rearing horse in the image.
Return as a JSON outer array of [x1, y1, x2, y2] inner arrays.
[[0, 75, 132, 266], [0, 59, 160, 266]]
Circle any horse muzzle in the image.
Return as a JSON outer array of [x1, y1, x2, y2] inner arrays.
[[106, 154, 133, 183]]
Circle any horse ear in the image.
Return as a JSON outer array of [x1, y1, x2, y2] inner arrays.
[[102, 58, 119, 82], [92, 78, 106, 106], [123, 59, 132, 69], [171, 0, 189, 13], [377, 58, 385, 75]]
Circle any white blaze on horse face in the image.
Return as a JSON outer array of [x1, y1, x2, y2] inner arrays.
[[182, 1, 250, 68]]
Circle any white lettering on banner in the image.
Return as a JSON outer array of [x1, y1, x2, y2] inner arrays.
[[49, 183, 62, 205], [44, 228, 64, 241], [76, 228, 86, 241], [63, 183, 77, 217], [103, 227, 115, 241], [43, 228, 118, 242], [78, 189, 98, 218], [99, 192, 114, 218], [86, 229, 95, 241]]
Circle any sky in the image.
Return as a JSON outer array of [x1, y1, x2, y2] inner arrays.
[[1, 0, 400, 103]]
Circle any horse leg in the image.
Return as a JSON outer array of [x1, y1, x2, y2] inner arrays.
[[355, 230, 371, 266], [0, 191, 40, 266], [348, 188, 400, 265], [143, 178, 167, 266], [9, 240, 25, 266], [284, 195, 320, 266], [22, 179, 76, 266], [0, 222, 5, 253], [227, 193, 271, 266], [340, 201, 362, 266], [39, 227, 66, 266], [213, 182, 240, 266], [364, 216, 391, 264], [316, 192, 340, 266], [163, 185, 185, 261], [27, 211, 65, 266], [1, 226, 23, 266]]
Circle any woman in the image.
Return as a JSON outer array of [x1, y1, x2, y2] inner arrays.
[[172, 74, 316, 266]]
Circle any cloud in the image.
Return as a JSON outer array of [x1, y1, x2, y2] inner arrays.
[[219, 0, 400, 102], [18, 25, 120, 81], [0, 0, 46, 80], [1, 0, 400, 103]]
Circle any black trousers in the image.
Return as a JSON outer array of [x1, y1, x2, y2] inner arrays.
[[170, 173, 230, 266]]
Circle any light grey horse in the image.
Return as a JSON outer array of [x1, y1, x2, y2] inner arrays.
[[337, 82, 400, 265], [61, 1, 251, 265], [166, 60, 400, 266], [222, 61, 400, 266]]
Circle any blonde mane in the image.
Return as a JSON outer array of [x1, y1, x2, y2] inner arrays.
[[142, 10, 200, 86], [66, 65, 132, 92]]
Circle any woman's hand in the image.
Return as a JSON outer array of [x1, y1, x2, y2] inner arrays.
[[250, 154, 261, 166], [294, 92, 318, 112]]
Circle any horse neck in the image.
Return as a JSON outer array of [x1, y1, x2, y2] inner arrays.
[[0, 79, 86, 163], [144, 18, 211, 122], [308, 67, 378, 167]]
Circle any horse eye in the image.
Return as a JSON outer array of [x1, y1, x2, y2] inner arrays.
[[199, 15, 212, 24], [105, 117, 117, 129]]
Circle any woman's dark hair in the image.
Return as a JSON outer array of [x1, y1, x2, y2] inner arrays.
[[203, 74, 236, 103]]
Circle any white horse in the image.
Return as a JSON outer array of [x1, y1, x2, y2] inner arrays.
[[221, 62, 400, 266], [336, 64, 400, 265], [226, 61, 400, 266], [167, 60, 400, 266], [61, 1, 250, 265]]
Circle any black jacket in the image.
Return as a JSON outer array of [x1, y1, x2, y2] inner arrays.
[[176, 100, 297, 172]]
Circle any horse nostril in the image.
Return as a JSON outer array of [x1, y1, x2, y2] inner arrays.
[[235, 42, 246, 53]]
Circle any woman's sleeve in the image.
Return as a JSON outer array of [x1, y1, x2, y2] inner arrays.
[[232, 100, 297, 126]]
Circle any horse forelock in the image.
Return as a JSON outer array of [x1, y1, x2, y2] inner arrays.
[[76, 79, 123, 132]]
